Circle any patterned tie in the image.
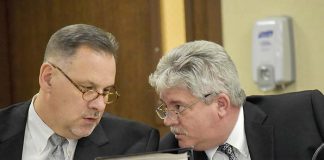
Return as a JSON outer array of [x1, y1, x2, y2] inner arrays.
[[217, 143, 237, 160], [48, 133, 68, 160]]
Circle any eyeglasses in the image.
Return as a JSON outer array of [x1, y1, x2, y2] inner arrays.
[[155, 93, 216, 120], [48, 61, 120, 104]]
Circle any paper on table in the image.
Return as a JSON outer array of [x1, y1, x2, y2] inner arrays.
[[96, 152, 189, 160]]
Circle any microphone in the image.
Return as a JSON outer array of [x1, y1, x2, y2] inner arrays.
[[312, 143, 324, 160]]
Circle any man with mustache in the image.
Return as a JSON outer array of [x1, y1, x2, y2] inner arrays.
[[0, 24, 159, 160], [149, 40, 324, 160]]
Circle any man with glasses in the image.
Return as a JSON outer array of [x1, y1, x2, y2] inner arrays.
[[0, 24, 159, 160], [149, 40, 324, 160]]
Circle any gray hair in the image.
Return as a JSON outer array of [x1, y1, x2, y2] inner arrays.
[[149, 40, 246, 107], [44, 24, 119, 62]]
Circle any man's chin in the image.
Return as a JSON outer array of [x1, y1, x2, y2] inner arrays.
[[178, 140, 194, 149], [71, 126, 96, 139]]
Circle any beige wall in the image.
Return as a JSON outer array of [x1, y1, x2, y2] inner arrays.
[[222, 0, 324, 95], [160, 0, 324, 95], [160, 0, 186, 53]]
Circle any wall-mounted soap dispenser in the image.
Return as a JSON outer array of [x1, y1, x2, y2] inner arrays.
[[252, 16, 295, 91]]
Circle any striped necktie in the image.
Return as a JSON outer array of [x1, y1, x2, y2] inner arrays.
[[48, 133, 68, 160], [216, 143, 237, 160]]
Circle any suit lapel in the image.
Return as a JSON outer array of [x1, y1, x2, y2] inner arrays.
[[0, 102, 30, 159], [193, 151, 208, 160], [243, 102, 274, 160], [0, 132, 25, 159]]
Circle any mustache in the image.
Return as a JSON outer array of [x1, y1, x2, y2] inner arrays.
[[170, 127, 188, 136], [82, 111, 101, 119]]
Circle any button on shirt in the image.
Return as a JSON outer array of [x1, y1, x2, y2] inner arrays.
[[205, 107, 251, 160], [22, 94, 78, 160]]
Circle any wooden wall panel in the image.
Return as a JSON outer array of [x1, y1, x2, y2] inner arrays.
[[185, 0, 223, 44], [6, 0, 166, 134], [0, 0, 11, 108], [7, 0, 49, 103]]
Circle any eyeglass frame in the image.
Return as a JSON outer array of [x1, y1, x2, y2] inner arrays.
[[47, 61, 120, 104], [155, 93, 217, 120]]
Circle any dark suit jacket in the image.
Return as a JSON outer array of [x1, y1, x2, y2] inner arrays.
[[0, 101, 159, 160], [159, 90, 324, 160]]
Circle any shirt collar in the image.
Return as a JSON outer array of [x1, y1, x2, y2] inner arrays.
[[205, 106, 249, 159], [27, 94, 54, 153], [227, 106, 249, 157]]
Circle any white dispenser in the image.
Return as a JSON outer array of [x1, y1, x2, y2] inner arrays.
[[252, 16, 295, 91]]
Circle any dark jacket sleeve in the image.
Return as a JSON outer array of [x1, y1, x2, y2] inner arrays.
[[145, 128, 160, 151], [159, 132, 178, 150]]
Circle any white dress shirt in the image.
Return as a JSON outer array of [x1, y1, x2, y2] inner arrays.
[[22, 94, 78, 160], [205, 107, 251, 160]]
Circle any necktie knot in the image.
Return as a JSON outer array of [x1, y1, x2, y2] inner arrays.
[[49, 133, 68, 160], [49, 134, 67, 146], [217, 143, 237, 160]]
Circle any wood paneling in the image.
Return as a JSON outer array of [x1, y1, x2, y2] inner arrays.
[[5, 0, 166, 134], [0, 0, 11, 107], [185, 0, 223, 44]]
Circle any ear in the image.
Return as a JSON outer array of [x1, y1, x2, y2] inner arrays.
[[216, 93, 231, 118], [39, 63, 54, 92]]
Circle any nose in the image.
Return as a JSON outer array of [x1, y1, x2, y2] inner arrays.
[[88, 94, 106, 111], [163, 114, 179, 126]]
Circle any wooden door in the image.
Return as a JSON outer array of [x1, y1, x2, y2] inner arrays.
[[185, 0, 223, 44], [2, 0, 167, 134], [0, 0, 11, 107]]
